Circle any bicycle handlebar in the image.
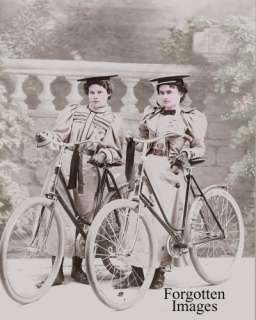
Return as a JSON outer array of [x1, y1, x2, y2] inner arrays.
[[36, 131, 103, 150], [132, 132, 193, 144]]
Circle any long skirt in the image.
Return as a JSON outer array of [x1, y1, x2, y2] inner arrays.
[[127, 155, 186, 268], [41, 151, 99, 257]]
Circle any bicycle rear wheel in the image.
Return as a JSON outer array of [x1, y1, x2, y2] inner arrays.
[[185, 188, 244, 284], [0, 197, 64, 304], [85, 199, 156, 310]]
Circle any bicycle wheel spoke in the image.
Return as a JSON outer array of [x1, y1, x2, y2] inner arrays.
[[96, 232, 120, 249], [1, 200, 64, 303], [86, 200, 155, 310], [95, 242, 112, 254], [100, 215, 124, 251], [188, 188, 244, 284]]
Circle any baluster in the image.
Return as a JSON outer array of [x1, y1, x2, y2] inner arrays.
[[37, 75, 56, 112], [66, 78, 82, 105], [10, 74, 28, 112], [149, 90, 157, 106], [120, 77, 140, 116]]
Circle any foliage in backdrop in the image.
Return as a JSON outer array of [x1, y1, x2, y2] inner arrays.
[[0, 67, 34, 222], [161, 15, 256, 255]]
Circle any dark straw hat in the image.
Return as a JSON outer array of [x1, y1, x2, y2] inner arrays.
[[150, 75, 190, 86], [77, 74, 118, 82]]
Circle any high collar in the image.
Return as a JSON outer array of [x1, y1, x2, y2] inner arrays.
[[156, 103, 181, 116], [155, 103, 195, 114], [88, 104, 111, 114]]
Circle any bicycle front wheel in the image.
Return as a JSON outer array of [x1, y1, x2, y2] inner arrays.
[[101, 183, 130, 276], [0, 197, 64, 304], [85, 199, 157, 310], [102, 182, 130, 203], [185, 188, 244, 284]]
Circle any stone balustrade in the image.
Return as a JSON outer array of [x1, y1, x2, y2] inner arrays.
[[1, 31, 253, 256], [2, 56, 243, 187], [2, 58, 198, 131]]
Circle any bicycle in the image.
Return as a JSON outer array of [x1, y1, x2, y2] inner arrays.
[[85, 133, 244, 310], [0, 136, 128, 304]]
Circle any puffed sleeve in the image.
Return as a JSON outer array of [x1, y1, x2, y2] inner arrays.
[[52, 104, 78, 143], [98, 114, 125, 164], [183, 110, 207, 159]]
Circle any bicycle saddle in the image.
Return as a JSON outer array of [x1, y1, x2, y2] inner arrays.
[[87, 159, 122, 168], [189, 157, 206, 165]]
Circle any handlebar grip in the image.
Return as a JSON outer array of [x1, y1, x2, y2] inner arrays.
[[35, 132, 51, 148], [35, 133, 45, 143]]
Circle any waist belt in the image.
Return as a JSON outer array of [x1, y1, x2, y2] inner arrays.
[[150, 149, 168, 157], [84, 149, 95, 156]]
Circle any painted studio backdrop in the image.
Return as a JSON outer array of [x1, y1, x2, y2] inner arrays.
[[0, 0, 254, 258]]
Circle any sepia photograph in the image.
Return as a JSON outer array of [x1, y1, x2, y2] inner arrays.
[[0, 1, 255, 319]]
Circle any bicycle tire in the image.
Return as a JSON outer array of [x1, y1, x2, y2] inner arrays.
[[100, 183, 129, 276], [85, 199, 157, 310], [185, 187, 244, 284], [0, 197, 64, 304], [101, 182, 130, 204]]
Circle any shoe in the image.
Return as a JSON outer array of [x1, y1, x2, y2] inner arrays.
[[71, 269, 89, 284], [150, 267, 165, 289], [115, 266, 144, 289], [71, 256, 89, 285]]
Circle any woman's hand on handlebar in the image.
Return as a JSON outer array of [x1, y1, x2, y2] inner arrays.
[[88, 152, 107, 167], [125, 130, 134, 143], [173, 151, 189, 169], [132, 131, 185, 145]]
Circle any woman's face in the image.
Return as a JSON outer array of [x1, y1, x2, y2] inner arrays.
[[157, 84, 182, 109], [88, 84, 110, 108]]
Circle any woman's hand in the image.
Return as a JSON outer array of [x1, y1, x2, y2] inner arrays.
[[91, 152, 107, 166], [174, 151, 189, 168], [125, 130, 134, 143]]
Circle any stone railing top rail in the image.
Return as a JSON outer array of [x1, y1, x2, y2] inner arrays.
[[2, 58, 199, 79]]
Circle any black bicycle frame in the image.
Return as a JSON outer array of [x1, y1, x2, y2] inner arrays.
[[93, 166, 122, 213], [187, 173, 225, 237], [138, 167, 225, 246], [46, 164, 121, 242], [139, 169, 183, 244]]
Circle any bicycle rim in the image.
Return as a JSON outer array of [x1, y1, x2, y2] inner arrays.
[[0, 197, 64, 304], [86, 199, 156, 310], [187, 188, 244, 284], [100, 183, 130, 276]]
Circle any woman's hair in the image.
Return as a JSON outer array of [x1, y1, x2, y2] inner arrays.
[[83, 79, 113, 100], [157, 80, 188, 102]]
